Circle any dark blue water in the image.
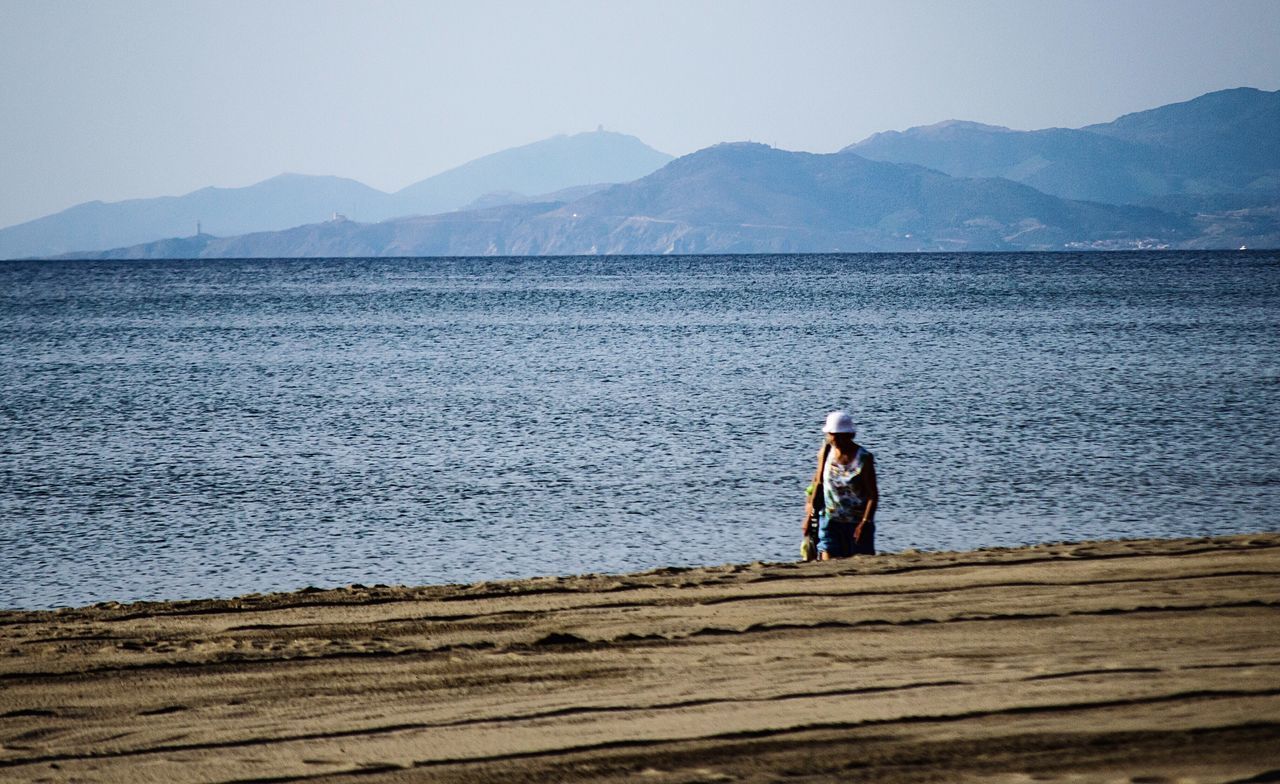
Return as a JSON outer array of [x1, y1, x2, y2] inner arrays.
[[2, 253, 1278, 609]]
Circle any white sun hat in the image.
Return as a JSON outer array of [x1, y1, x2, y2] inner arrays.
[[822, 410, 856, 434]]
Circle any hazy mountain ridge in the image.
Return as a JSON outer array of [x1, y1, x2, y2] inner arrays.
[[0, 131, 672, 259], [1086, 87, 1280, 172], [388, 131, 673, 218], [849, 124, 1175, 205], [19, 87, 1280, 258], [77, 144, 1194, 258], [0, 174, 391, 259], [517, 143, 1188, 253], [457, 183, 615, 211], [847, 87, 1280, 207]]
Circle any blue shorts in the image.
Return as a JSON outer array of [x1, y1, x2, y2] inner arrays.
[[818, 513, 875, 557]]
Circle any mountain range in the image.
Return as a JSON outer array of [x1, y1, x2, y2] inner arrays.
[[0, 130, 672, 258], [10, 87, 1280, 258], [848, 87, 1280, 208], [86, 143, 1191, 257]]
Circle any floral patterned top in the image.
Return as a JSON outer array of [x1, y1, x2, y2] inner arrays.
[[822, 446, 872, 523]]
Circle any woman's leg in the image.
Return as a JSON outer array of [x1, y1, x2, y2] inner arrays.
[[817, 512, 834, 560], [823, 519, 853, 558]]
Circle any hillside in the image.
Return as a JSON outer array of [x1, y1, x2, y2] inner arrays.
[[75, 144, 1193, 258], [0, 174, 390, 259], [1086, 86, 1280, 182], [387, 130, 673, 218], [0, 130, 672, 259], [847, 87, 1280, 206], [12, 89, 1279, 259]]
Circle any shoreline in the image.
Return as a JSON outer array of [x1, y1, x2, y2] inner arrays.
[[7, 531, 1273, 617], [2, 532, 1278, 782]]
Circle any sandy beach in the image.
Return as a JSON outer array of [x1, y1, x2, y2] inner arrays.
[[1, 533, 1278, 783]]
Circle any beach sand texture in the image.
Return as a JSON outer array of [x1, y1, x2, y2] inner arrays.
[[1, 533, 1278, 783]]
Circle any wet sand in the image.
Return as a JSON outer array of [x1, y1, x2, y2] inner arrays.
[[1, 533, 1278, 783]]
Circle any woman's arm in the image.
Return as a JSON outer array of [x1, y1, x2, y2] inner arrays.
[[855, 454, 879, 535]]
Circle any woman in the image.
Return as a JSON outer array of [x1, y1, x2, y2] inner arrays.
[[803, 410, 878, 559]]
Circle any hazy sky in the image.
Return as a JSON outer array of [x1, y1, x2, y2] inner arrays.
[[2, 0, 1279, 228]]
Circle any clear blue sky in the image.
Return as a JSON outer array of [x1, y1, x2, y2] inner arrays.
[[2, 0, 1278, 228]]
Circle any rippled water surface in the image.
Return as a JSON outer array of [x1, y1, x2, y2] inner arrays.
[[2, 253, 1278, 608]]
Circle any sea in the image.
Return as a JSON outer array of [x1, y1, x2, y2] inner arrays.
[[1, 252, 1277, 609]]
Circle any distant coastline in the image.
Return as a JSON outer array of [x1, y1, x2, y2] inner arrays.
[[15, 247, 1278, 264], [5, 87, 1277, 260]]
